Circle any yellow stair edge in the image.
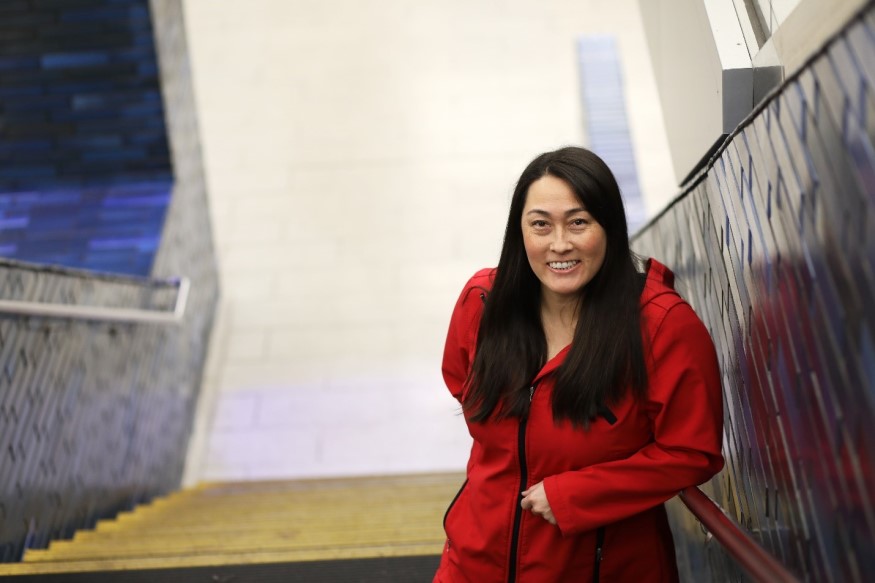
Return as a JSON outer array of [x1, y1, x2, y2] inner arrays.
[[24, 531, 445, 562], [0, 542, 443, 575], [73, 512, 445, 540]]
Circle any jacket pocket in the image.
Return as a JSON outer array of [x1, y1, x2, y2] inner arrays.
[[443, 478, 468, 529]]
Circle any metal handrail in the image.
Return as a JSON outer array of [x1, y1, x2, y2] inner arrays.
[[679, 486, 800, 583], [0, 277, 190, 324]]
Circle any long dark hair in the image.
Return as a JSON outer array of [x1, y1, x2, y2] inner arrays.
[[463, 146, 647, 427]]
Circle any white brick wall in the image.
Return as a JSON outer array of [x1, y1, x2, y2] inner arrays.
[[181, 0, 677, 483]]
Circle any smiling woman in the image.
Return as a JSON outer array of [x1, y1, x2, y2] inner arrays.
[[434, 146, 724, 582]]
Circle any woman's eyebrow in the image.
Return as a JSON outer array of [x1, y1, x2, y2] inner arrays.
[[524, 207, 587, 216]]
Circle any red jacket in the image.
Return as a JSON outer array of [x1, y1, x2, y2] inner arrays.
[[434, 259, 724, 583]]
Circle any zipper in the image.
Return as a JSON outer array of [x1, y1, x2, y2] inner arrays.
[[507, 381, 538, 583], [592, 526, 605, 582], [443, 478, 468, 529]]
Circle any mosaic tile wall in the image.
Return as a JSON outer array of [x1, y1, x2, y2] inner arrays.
[[632, 4, 875, 582], [0, 0, 218, 562], [0, 0, 173, 275]]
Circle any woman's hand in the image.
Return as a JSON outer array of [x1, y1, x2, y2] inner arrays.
[[521, 481, 556, 525]]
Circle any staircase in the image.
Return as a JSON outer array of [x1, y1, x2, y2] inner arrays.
[[0, 473, 461, 579]]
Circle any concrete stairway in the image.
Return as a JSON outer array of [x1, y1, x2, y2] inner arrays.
[[0, 473, 462, 576]]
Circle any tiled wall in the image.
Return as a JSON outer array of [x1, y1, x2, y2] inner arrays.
[[632, 4, 875, 581], [0, 0, 218, 561], [0, 0, 172, 275]]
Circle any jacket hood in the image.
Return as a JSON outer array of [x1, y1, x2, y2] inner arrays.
[[640, 258, 679, 307]]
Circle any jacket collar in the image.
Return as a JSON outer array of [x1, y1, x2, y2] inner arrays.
[[531, 344, 571, 384]]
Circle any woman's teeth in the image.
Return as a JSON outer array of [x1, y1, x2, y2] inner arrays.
[[549, 261, 579, 270]]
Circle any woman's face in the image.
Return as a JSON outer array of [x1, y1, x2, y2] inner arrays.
[[521, 175, 607, 305]]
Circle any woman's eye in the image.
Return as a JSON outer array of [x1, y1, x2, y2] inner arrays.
[[532, 220, 549, 228], [571, 218, 588, 227]]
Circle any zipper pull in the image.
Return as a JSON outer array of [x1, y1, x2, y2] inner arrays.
[[529, 386, 535, 402]]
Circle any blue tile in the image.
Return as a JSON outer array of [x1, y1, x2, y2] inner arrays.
[[41, 52, 110, 69], [55, 135, 124, 149], [0, 167, 57, 180], [0, 86, 43, 99], [0, 56, 40, 72], [59, 6, 132, 23]]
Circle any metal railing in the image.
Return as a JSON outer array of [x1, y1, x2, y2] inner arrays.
[[679, 486, 800, 583], [0, 277, 190, 325]]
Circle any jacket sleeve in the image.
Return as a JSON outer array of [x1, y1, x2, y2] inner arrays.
[[543, 301, 725, 535], [441, 271, 490, 402]]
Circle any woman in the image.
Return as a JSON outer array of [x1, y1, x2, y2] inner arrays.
[[434, 147, 724, 582]]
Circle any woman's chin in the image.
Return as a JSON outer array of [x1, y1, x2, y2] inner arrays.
[[541, 279, 586, 299]]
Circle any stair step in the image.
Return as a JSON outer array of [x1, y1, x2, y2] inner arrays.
[[76, 511, 444, 539], [1, 472, 462, 575]]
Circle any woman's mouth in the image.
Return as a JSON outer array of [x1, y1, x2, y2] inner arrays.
[[548, 260, 580, 271]]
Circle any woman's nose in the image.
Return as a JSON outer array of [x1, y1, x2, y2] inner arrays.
[[549, 232, 572, 252]]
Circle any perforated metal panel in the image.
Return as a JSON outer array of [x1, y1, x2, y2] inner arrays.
[[633, 5, 875, 581], [0, 264, 205, 561]]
